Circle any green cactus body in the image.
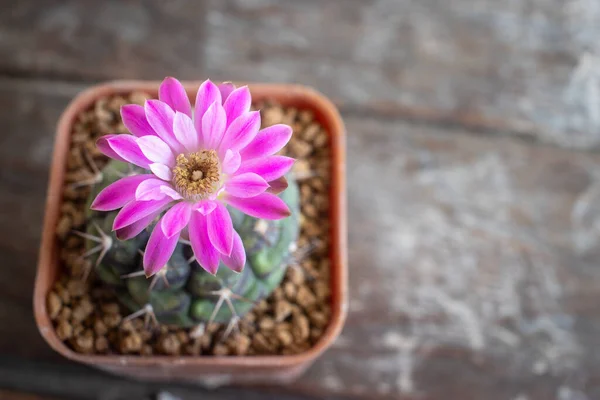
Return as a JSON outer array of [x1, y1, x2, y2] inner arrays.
[[86, 160, 300, 327]]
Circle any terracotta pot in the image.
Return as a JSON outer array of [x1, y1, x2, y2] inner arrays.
[[33, 81, 347, 385]]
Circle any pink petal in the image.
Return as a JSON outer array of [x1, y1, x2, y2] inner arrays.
[[218, 82, 236, 103], [266, 176, 289, 195], [98, 134, 151, 169], [207, 203, 234, 255], [145, 99, 183, 153], [193, 200, 217, 215], [222, 149, 241, 174], [221, 230, 246, 273], [218, 111, 261, 156], [189, 212, 220, 274], [143, 222, 180, 277], [91, 174, 153, 211], [120, 104, 156, 138], [135, 178, 170, 201], [149, 163, 173, 181], [161, 202, 192, 238], [115, 210, 161, 240], [235, 155, 295, 182], [225, 192, 291, 220], [97, 135, 127, 162], [137, 135, 175, 167], [194, 80, 222, 144], [173, 111, 199, 152], [223, 86, 251, 127], [159, 77, 192, 117], [225, 172, 269, 198], [160, 185, 183, 200], [201, 101, 227, 150], [240, 124, 293, 161], [113, 197, 173, 230]]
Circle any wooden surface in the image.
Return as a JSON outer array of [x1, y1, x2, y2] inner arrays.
[[2, 0, 600, 399]]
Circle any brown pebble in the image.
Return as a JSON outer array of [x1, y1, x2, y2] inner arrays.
[[73, 324, 84, 337], [302, 123, 320, 142], [283, 282, 297, 301], [287, 267, 305, 286], [184, 340, 202, 356], [276, 328, 294, 347], [310, 327, 324, 341], [213, 344, 230, 356], [140, 330, 153, 342], [296, 286, 317, 309], [309, 311, 329, 329], [176, 331, 189, 345], [72, 330, 94, 354], [67, 280, 87, 297], [103, 313, 122, 329], [56, 287, 71, 305], [120, 320, 135, 332], [120, 332, 143, 354], [298, 110, 314, 124], [56, 320, 73, 341], [312, 281, 330, 301], [258, 317, 275, 331], [159, 334, 181, 355], [313, 131, 328, 147], [132, 319, 144, 331], [101, 303, 120, 314], [141, 344, 153, 356], [93, 319, 108, 336], [231, 335, 251, 355], [274, 300, 293, 322], [129, 91, 151, 106], [58, 307, 72, 321], [72, 298, 94, 322], [47, 291, 62, 320], [303, 203, 318, 218], [292, 314, 310, 342], [251, 333, 274, 354], [95, 336, 109, 353]]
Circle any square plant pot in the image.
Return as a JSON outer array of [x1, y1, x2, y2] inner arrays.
[[33, 81, 347, 385]]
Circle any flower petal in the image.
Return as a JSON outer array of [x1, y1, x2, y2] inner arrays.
[[189, 212, 220, 274], [218, 82, 236, 103], [207, 203, 234, 255], [225, 172, 269, 198], [240, 124, 293, 160], [91, 174, 153, 211], [218, 111, 261, 156], [266, 176, 289, 195], [137, 135, 175, 167], [193, 200, 217, 215], [96, 135, 127, 162], [235, 155, 295, 182], [115, 210, 160, 240], [159, 77, 192, 117], [113, 197, 173, 230], [173, 111, 198, 152], [143, 222, 180, 277], [135, 178, 169, 201], [97, 134, 151, 169], [161, 201, 192, 238], [145, 99, 182, 153], [149, 163, 173, 181], [194, 80, 222, 144], [121, 104, 156, 138], [225, 192, 291, 220], [222, 149, 241, 174], [221, 230, 246, 273], [160, 185, 183, 200], [201, 101, 227, 150], [223, 86, 251, 127]]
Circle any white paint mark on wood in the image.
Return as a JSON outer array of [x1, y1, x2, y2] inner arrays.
[[382, 332, 418, 394]]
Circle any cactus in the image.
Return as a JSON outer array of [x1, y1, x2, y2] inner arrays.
[[84, 160, 300, 327]]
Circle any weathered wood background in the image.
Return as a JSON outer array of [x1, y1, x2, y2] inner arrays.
[[2, 0, 600, 399]]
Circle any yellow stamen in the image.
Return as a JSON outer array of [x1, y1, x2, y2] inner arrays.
[[172, 150, 221, 200]]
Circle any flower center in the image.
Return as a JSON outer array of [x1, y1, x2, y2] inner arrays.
[[172, 150, 221, 200]]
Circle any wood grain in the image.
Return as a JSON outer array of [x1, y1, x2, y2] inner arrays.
[[2, 79, 600, 398], [3, 0, 600, 148]]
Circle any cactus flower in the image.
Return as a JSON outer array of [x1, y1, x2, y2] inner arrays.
[[91, 78, 294, 277]]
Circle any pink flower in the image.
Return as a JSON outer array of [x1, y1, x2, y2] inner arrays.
[[91, 78, 294, 276]]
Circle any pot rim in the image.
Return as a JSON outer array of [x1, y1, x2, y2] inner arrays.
[[34, 80, 347, 369]]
